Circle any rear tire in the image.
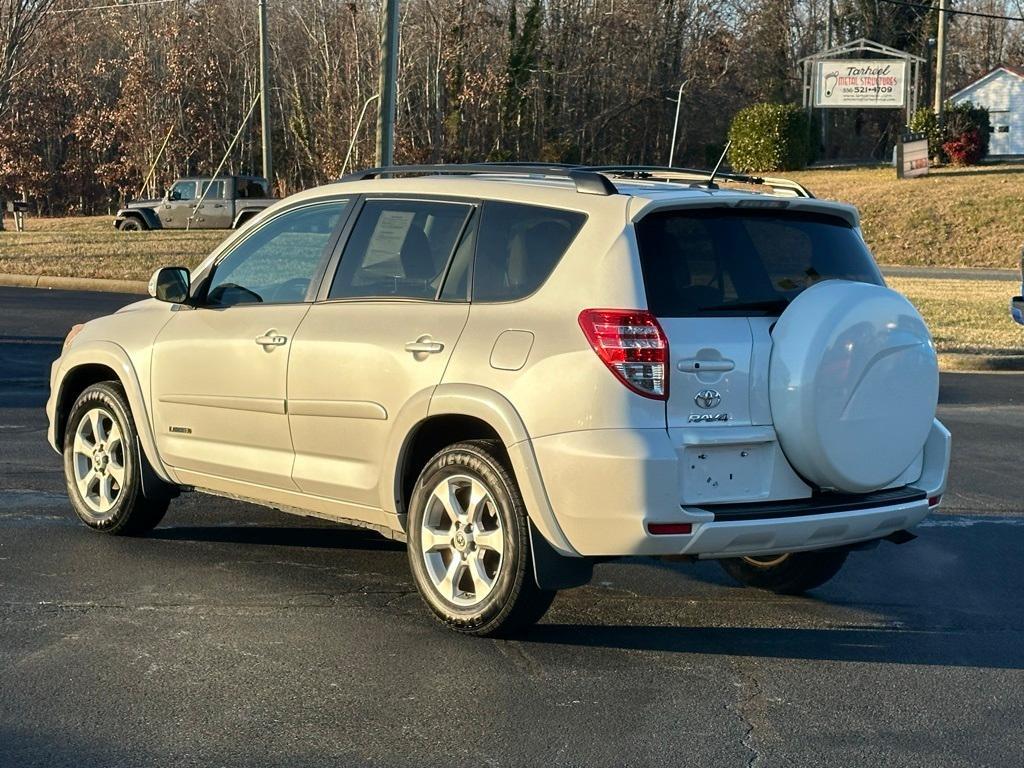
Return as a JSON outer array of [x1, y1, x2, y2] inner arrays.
[[406, 440, 555, 636], [63, 382, 169, 535], [118, 217, 146, 232], [718, 549, 849, 595]]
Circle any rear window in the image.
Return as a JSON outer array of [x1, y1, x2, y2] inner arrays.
[[473, 202, 586, 302], [635, 208, 883, 317]]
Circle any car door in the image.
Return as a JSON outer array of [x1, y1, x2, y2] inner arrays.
[[193, 179, 232, 229], [161, 180, 198, 229], [150, 198, 352, 490], [287, 197, 476, 507]]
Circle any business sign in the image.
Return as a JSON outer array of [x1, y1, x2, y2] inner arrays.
[[897, 133, 930, 179], [813, 59, 907, 108]]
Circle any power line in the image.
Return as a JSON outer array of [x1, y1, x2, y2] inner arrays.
[[879, 0, 1024, 23], [46, 0, 176, 15]]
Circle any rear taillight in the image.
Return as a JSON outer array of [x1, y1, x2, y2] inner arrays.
[[578, 309, 669, 400]]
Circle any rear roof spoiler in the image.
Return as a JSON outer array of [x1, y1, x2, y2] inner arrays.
[[588, 166, 814, 198]]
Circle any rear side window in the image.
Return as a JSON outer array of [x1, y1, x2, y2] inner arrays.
[[330, 199, 473, 300], [473, 202, 585, 302], [635, 208, 883, 317]]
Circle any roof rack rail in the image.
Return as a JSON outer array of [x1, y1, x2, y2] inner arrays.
[[339, 163, 618, 196], [338, 162, 813, 199], [588, 166, 814, 198]]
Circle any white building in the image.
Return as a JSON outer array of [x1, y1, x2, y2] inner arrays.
[[950, 65, 1024, 156]]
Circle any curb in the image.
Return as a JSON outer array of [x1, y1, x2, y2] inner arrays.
[[0, 272, 147, 295], [938, 353, 1024, 372]]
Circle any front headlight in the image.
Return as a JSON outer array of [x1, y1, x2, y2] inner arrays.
[[62, 323, 85, 352]]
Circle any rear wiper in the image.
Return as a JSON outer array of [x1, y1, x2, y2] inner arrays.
[[697, 299, 790, 313]]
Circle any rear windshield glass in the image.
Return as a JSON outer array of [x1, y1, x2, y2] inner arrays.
[[635, 208, 883, 317]]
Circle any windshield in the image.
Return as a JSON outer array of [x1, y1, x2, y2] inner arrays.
[[635, 207, 884, 317]]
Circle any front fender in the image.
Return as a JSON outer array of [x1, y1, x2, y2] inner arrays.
[[117, 207, 162, 229], [47, 340, 173, 483]]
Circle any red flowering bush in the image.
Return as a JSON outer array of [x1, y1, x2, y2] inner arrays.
[[942, 129, 984, 166]]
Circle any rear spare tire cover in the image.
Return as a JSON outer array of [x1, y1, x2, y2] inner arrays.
[[769, 279, 938, 493]]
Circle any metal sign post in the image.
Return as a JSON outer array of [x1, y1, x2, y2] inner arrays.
[[800, 39, 924, 122], [799, 38, 925, 162]]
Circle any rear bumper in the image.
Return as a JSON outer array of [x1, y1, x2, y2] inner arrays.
[[530, 419, 951, 557]]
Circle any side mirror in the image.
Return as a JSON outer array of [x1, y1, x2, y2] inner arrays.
[[149, 266, 191, 304], [167, 189, 180, 201], [1012, 296, 1024, 326]]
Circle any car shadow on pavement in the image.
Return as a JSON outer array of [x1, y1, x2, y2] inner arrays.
[[522, 623, 1024, 669]]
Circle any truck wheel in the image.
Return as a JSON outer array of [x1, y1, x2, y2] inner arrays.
[[118, 218, 146, 232], [718, 549, 849, 595], [63, 382, 169, 535], [406, 440, 555, 636]]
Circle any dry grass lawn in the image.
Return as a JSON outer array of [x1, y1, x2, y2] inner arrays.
[[789, 164, 1024, 269], [2, 164, 1023, 278], [0, 216, 225, 280], [1, 168, 1023, 355], [888, 275, 1022, 355]]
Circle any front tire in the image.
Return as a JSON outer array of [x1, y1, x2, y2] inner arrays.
[[718, 549, 849, 595], [118, 217, 146, 232], [63, 382, 169, 535], [406, 440, 555, 636]]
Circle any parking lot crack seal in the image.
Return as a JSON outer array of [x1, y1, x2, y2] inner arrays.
[[726, 662, 765, 768]]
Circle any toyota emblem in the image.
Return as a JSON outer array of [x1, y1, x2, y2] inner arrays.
[[694, 389, 722, 409]]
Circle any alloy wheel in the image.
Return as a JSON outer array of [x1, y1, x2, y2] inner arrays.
[[71, 406, 126, 518], [419, 474, 505, 607]]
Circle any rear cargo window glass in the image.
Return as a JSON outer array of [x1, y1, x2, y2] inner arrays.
[[635, 208, 883, 317], [473, 202, 585, 302]]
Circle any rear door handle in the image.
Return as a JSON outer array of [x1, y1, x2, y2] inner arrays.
[[678, 357, 734, 373], [256, 331, 288, 348], [405, 339, 444, 354]]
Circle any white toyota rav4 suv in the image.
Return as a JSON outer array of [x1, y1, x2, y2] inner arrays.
[[48, 164, 951, 635]]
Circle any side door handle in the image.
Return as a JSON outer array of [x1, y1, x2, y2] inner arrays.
[[677, 357, 734, 373], [405, 338, 444, 355], [256, 331, 288, 348]]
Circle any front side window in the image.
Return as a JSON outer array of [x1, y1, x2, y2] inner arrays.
[[169, 181, 196, 201], [473, 202, 586, 302], [205, 201, 348, 307], [635, 208, 884, 317], [329, 199, 473, 300]]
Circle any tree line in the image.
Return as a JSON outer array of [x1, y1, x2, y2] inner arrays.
[[2, 0, 1022, 215]]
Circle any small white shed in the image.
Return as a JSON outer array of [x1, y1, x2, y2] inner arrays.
[[950, 65, 1024, 156]]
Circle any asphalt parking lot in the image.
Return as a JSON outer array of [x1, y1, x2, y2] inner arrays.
[[1, 285, 1023, 767]]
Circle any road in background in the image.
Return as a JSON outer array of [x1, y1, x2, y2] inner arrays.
[[1, 286, 1022, 767]]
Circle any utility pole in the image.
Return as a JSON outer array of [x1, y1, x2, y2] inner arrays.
[[825, 0, 833, 48], [258, 0, 273, 185], [823, 0, 834, 154], [933, 0, 948, 126], [376, 0, 399, 167]]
